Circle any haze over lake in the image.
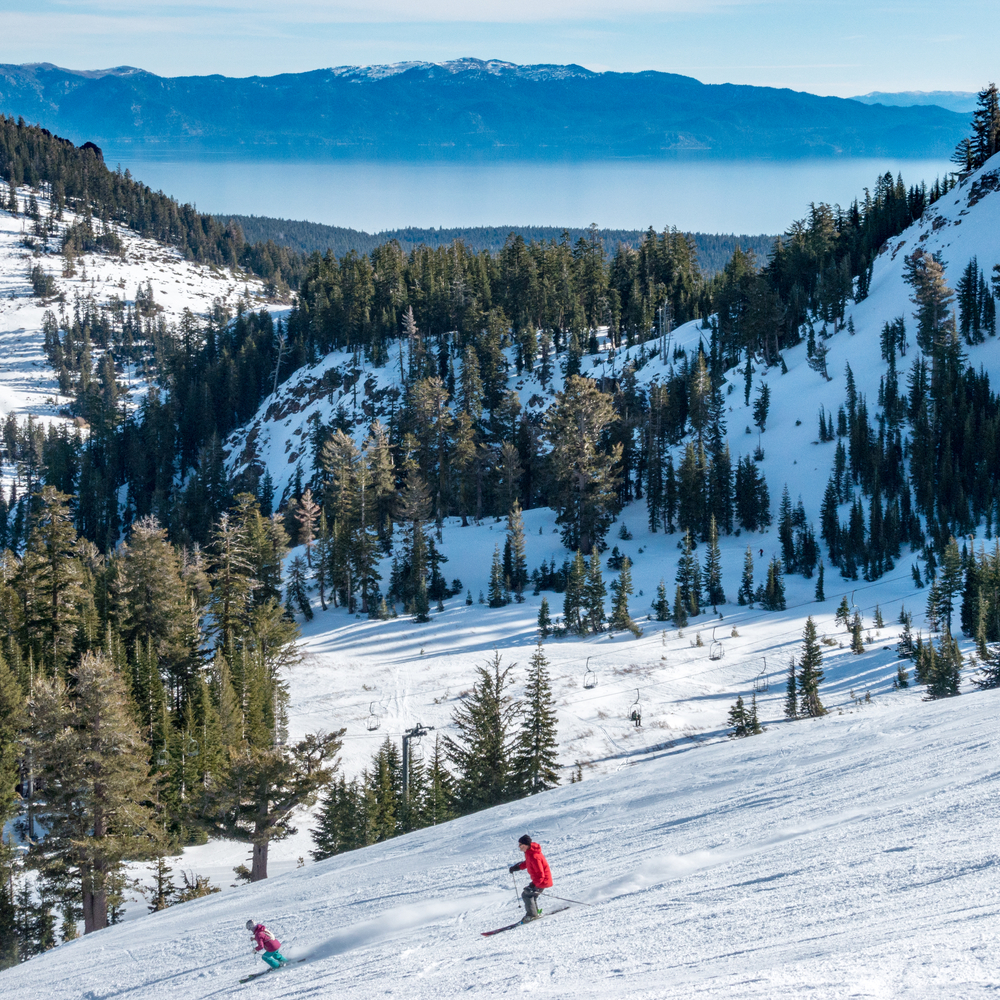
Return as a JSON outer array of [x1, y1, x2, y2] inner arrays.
[[111, 156, 953, 235]]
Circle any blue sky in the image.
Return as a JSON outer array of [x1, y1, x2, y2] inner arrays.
[[1, 0, 996, 96]]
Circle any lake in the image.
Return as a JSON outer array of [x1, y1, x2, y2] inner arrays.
[[107, 155, 954, 235]]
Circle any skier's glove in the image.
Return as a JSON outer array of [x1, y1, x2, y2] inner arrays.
[[508, 864, 520, 873]]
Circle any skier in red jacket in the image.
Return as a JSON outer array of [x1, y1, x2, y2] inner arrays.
[[508, 835, 553, 922], [246, 920, 288, 970]]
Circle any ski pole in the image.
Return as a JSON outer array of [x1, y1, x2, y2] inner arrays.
[[543, 893, 595, 906], [511, 872, 520, 904]]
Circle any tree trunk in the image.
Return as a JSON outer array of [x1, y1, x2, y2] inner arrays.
[[82, 881, 108, 934], [251, 841, 269, 881]]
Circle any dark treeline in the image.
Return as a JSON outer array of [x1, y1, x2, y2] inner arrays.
[[218, 216, 778, 277]]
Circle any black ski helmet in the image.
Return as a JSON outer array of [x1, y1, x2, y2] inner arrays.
[[518, 834, 531, 846]]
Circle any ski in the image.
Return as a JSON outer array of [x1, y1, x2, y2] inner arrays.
[[239, 959, 304, 982], [481, 906, 569, 936]]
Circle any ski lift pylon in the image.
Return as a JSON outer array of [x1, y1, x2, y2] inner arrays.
[[629, 688, 642, 728], [709, 626, 724, 661], [366, 701, 381, 732], [583, 656, 598, 689]]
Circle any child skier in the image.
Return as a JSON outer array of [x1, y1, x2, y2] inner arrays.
[[246, 919, 288, 969], [508, 835, 553, 922]]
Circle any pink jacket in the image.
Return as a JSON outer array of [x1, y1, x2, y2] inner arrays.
[[252, 924, 281, 953]]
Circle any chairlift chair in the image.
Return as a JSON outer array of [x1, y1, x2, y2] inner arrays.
[[366, 701, 381, 732], [709, 627, 724, 661], [753, 657, 768, 694], [629, 689, 642, 728], [583, 656, 598, 689]]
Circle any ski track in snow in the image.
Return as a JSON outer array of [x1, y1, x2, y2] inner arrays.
[[4, 159, 1000, 996]]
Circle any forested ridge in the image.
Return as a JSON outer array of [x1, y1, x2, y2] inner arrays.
[[2, 104, 1000, 962]]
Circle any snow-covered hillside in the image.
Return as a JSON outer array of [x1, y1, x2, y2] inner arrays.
[[0, 181, 278, 449], [2, 680, 998, 999], [4, 155, 1000, 995]]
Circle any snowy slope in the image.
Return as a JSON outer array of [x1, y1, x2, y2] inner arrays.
[[3, 682, 998, 999], [5, 158, 1000, 992], [0, 181, 279, 444]]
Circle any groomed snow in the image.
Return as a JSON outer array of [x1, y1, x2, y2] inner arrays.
[[2, 680, 997, 998]]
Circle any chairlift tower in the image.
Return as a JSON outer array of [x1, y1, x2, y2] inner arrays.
[[402, 723, 434, 803]]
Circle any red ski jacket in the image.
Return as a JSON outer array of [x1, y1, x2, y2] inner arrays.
[[514, 842, 553, 888], [252, 924, 281, 953]]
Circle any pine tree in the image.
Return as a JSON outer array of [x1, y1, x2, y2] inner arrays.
[[584, 551, 606, 634], [835, 595, 851, 629], [760, 557, 786, 611], [311, 776, 367, 860], [671, 585, 688, 628], [506, 501, 528, 602], [727, 695, 748, 738], [738, 546, 755, 606], [609, 557, 642, 636], [704, 515, 725, 609], [874, 604, 884, 629], [295, 488, 319, 565], [424, 734, 455, 826], [285, 555, 313, 620], [537, 597, 552, 640], [784, 660, 797, 718], [850, 611, 865, 654], [815, 561, 825, 601], [30, 652, 164, 933], [544, 376, 622, 554], [748, 693, 763, 734], [562, 550, 586, 634], [926, 633, 962, 699], [488, 545, 506, 608], [515, 644, 560, 794], [653, 579, 670, 620], [797, 618, 826, 717], [147, 856, 177, 912], [676, 529, 700, 616], [445, 652, 521, 813]]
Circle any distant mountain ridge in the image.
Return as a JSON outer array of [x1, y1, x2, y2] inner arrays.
[[217, 214, 777, 275], [0, 59, 969, 161], [852, 90, 978, 114]]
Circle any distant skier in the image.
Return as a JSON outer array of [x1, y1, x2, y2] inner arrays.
[[508, 835, 553, 922], [247, 919, 288, 970]]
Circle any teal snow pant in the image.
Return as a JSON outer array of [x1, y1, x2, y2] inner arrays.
[[262, 949, 286, 969]]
